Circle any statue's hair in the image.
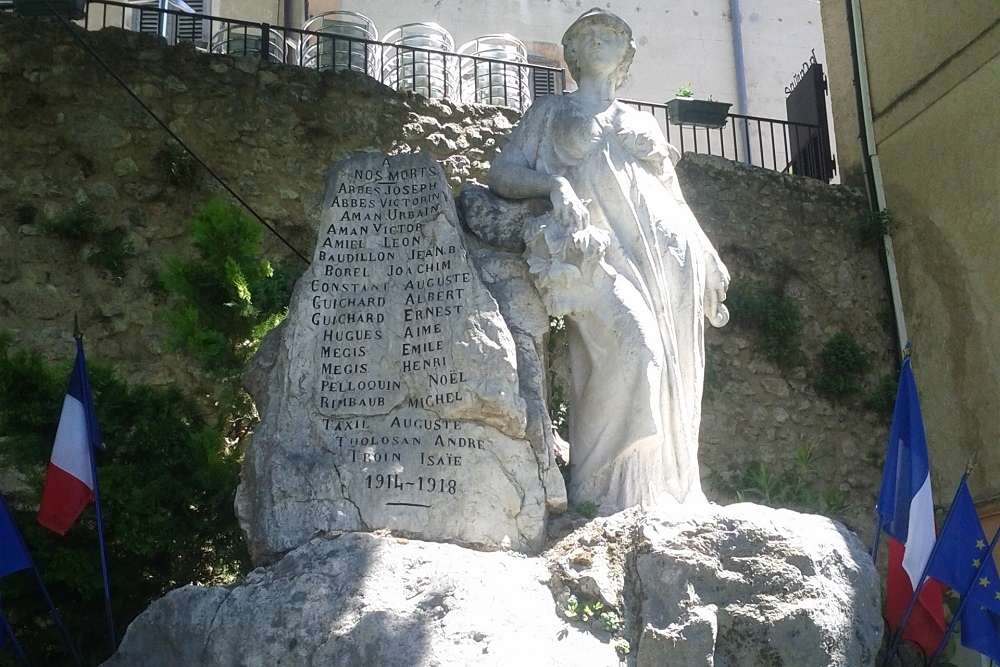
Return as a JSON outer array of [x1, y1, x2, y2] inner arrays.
[[561, 9, 637, 91]]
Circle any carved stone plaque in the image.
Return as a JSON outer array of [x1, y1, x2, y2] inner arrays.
[[236, 153, 551, 564]]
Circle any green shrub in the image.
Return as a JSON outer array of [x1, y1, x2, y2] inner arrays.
[[725, 282, 803, 367], [0, 333, 248, 665], [814, 332, 869, 398], [160, 197, 295, 383]]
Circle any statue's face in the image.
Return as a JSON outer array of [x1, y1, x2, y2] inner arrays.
[[570, 24, 629, 80]]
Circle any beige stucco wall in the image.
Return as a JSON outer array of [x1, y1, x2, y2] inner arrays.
[[859, 1, 998, 120], [822, 3, 1000, 510], [882, 55, 1000, 503]]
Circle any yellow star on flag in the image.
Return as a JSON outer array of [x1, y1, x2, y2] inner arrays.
[[995, 591, 1000, 601], [974, 558, 982, 568], [980, 577, 991, 588], [977, 539, 987, 550]]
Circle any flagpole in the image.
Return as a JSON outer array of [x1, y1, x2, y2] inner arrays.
[[926, 523, 1000, 667], [871, 514, 884, 561], [0, 597, 31, 667], [0, 494, 82, 667], [73, 323, 117, 655], [880, 467, 972, 667]]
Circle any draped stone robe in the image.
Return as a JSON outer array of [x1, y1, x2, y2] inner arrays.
[[507, 94, 726, 510]]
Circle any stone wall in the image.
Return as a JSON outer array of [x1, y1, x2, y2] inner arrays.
[[681, 155, 894, 537], [0, 13, 893, 538]]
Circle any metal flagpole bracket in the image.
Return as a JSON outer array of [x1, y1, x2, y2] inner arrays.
[[966, 453, 978, 476]]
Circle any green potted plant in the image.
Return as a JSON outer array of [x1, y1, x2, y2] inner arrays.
[[666, 83, 732, 129]]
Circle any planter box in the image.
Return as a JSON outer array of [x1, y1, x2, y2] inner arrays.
[[666, 98, 732, 129]]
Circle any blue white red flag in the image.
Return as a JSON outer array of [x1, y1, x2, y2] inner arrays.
[[876, 355, 945, 656], [37, 338, 100, 535]]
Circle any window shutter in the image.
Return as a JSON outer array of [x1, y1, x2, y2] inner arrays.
[[531, 69, 558, 97], [134, 1, 162, 35], [175, 0, 205, 45]]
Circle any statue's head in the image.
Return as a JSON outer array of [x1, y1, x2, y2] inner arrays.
[[562, 8, 636, 91]]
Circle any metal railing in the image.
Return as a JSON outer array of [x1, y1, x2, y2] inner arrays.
[[68, 2, 830, 180], [623, 99, 832, 181], [80, 0, 564, 111]]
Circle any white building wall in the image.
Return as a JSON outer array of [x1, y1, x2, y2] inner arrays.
[[205, 0, 835, 173], [259, 0, 827, 122]]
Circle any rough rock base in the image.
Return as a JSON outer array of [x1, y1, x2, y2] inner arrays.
[[105, 504, 880, 667]]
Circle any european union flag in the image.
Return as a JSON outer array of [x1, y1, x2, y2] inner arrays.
[[926, 480, 1000, 608], [925, 478, 1000, 662], [961, 604, 1000, 664], [0, 495, 31, 580]]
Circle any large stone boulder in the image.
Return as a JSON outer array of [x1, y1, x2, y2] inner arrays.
[[105, 504, 881, 666], [102, 531, 621, 667], [634, 504, 882, 666]]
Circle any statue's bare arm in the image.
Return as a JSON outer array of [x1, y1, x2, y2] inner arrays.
[[489, 142, 590, 231]]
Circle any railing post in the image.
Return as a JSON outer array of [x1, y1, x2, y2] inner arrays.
[[260, 22, 270, 62]]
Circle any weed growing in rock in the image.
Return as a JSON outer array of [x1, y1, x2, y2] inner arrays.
[[709, 445, 851, 520], [597, 609, 623, 632], [864, 372, 898, 418], [725, 281, 803, 367], [44, 203, 134, 283], [547, 316, 569, 441], [565, 596, 607, 622], [853, 208, 897, 245], [575, 501, 599, 519], [43, 201, 103, 240], [156, 140, 198, 187], [814, 331, 869, 398]]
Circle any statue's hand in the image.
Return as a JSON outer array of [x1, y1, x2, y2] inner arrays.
[[705, 259, 730, 328], [550, 176, 590, 232]]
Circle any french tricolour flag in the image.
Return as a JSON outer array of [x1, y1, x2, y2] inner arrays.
[[37, 338, 101, 535], [877, 355, 945, 656]]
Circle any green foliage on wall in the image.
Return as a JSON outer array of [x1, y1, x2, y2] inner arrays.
[[725, 282, 803, 367], [864, 372, 898, 417], [43, 203, 134, 284], [814, 331, 870, 398], [0, 332, 249, 665]]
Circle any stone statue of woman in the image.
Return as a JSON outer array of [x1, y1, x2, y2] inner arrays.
[[488, 8, 730, 513]]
